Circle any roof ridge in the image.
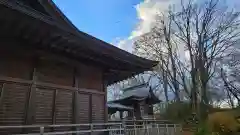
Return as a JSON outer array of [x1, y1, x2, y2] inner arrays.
[[122, 83, 148, 92]]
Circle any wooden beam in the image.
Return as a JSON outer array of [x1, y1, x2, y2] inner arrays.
[[0, 76, 105, 95], [35, 82, 105, 95], [40, 30, 52, 46], [49, 35, 63, 48], [27, 25, 44, 45], [0, 76, 32, 84], [56, 45, 116, 70], [35, 49, 107, 73]]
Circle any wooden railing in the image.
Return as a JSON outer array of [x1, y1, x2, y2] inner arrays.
[[0, 120, 182, 135]]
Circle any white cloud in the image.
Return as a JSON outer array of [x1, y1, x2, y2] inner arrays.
[[131, 0, 178, 39], [111, 37, 135, 52], [115, 0, 179, 53], [115, 0, 240, 53], [116, 39, 135, 52]]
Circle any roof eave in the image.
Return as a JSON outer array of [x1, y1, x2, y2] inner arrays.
[[0, 1, 159, 84]]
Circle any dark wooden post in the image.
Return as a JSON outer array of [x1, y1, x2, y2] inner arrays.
[[24, 59, 38, 133], [72, 68, 80, 133], [148, 105, 154, 115], [25, 84, 37, 125], [134, 103, 141, 120], [89, 94, 92, 123], [72, 91, 79, 123], [51, 89, 58, 131], [103, 80, 108, 123], [0, 83, 5, 108], [25, 60, 38, 123], [120, 111, 123, 120]]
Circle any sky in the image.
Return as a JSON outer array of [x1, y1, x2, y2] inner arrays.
[[54, 0, 240, 53], [53, 0, 182, 52], [53, 0, 141, 44], [54, 0, 240, 105]]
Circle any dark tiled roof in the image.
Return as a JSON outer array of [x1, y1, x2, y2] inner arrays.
[[110, 83, 161, 105]]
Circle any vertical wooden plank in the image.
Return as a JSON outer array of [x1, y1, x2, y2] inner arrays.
[[92, 95, 104, 123], [24, 85, 32, 125], [25, 66, 37, 125], [0, 83, 5, 134], [55, 90, 73, 132], [89, 94, 92, 123], [72, 68, 79, 134], [23, 84, 36, 133], [103, 79, 108, 122], [22, 63, 37, 135], [24, 58, 38, 128], [51, 89, 57, 132], [72, 68, 79, 124], [72, 91, 76, 124], [52, 90, 57, 124], [72, 91, 78, 124], [0, 83, 5, 106]]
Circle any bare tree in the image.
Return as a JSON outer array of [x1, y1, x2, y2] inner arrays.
[[221, 68, 240, 106], [134, 0, 240, 118], [108, 83, 123, 100]]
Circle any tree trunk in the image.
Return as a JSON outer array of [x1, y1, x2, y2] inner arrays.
[[190, 68, 198, 114], [163, 70, 169, 102]]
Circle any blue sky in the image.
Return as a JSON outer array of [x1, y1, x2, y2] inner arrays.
[[53, 0, 240, 102], [54, 0, 141, 43], [53, 0, 240, 53]]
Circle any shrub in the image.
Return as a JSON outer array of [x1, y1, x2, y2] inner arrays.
[[194, 123, 210, 135], [161, 102, 192, 122], [207, 112, 240, 135]]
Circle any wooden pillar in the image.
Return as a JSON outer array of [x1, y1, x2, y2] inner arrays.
[[0, 83, 5, 107], [72, 68, 80, 134], [89, 95, 92, 123], [51, 90, 57, 124], [24, 84, 37, 125], [120, 111, 123, 120], [103, 78, 108, 122], [148, 105, 154, 115], [128, 110, 133, 119], [49, 89, 58, 132], [25, 58, 38, 125], [72, 91, 79, 124], [23, 59, 38, 133], [72, 68, 80, 124]]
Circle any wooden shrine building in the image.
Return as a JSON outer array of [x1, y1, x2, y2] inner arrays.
[[109, 83, 161, 120], [0, 0, 158, 134]]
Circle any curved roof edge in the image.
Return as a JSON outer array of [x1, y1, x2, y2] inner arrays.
[[0, 0, 159, 84], [45, 0, 159, 70]]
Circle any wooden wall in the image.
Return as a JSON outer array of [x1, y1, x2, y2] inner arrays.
[[0, 42, 106, 134]]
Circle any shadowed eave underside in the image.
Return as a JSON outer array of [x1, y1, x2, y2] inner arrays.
[[0, 0, 158, 85]]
